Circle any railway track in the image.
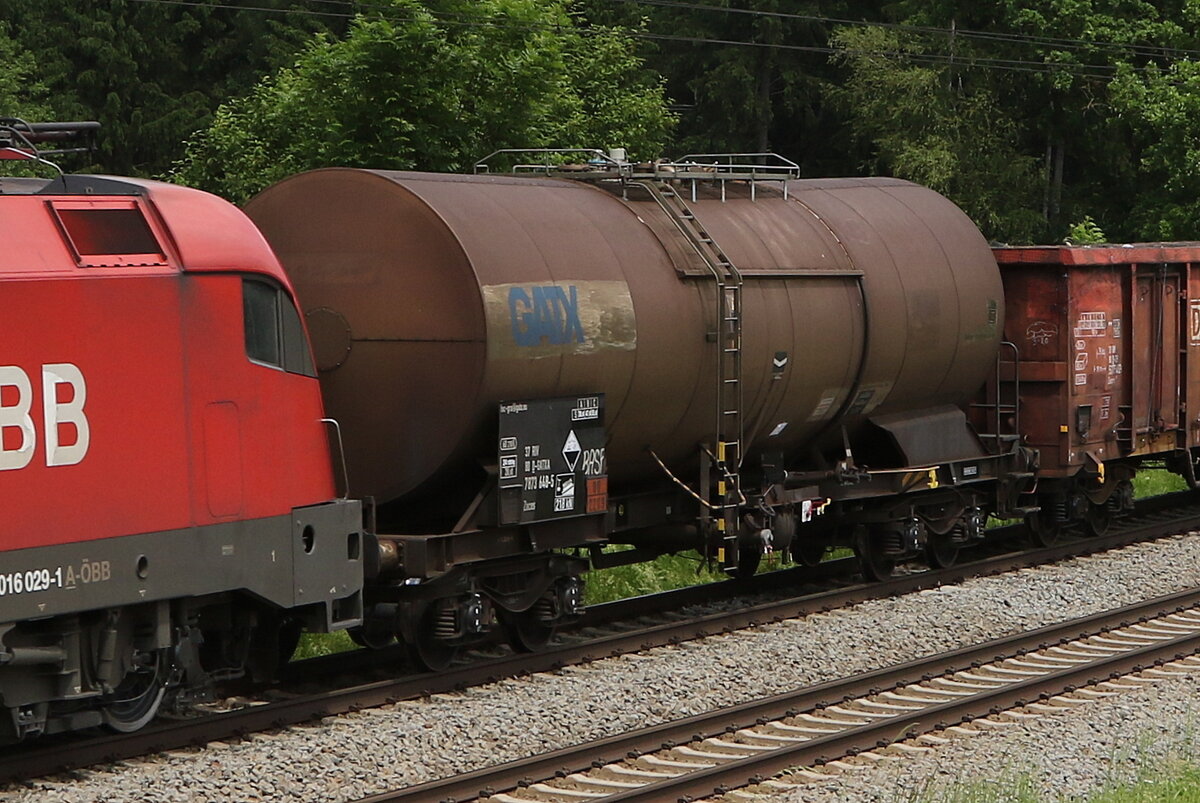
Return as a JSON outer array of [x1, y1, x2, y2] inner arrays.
[[361, 586, 1200, 803], [3, 491, 1199, 785]]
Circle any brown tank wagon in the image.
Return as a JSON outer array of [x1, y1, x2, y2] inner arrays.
[[248, 170, 1003, 491], [246, 159, 1035, 666]]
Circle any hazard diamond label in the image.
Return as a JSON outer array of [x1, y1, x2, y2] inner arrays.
[[562, 430, 581, 471]]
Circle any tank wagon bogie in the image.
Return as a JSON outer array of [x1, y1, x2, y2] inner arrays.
[[0, 121, 364, 742]]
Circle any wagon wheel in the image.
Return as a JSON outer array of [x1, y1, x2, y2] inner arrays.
[[1025, 507, 1062, 547], [101, 650, 169, 734], [925, 532, 960, 569], [734, 544, 762, 579], [274, 618, 303, 671], [348, 606, 396, 650], [1083, 502, 1112, 537], [791, 537, 827, 568], [854, 526, 895, 582], [498, 606, 555, 653], [404, 600, 459, 673]]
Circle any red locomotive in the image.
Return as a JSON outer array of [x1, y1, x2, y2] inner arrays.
[[0, 121, 362, 741], [5, 128, 1200, 742]]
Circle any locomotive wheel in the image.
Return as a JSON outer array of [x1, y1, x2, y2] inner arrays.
[[925, 532, 959, 569], [1083, 502, 1112, 537], [1025, 509, 1062, 547], [405, 601, 459, 673], [101, 651, 168, 734], [792, 538, 826, 568], [855, 526, 895, 582], [498, 607, 555, 653]]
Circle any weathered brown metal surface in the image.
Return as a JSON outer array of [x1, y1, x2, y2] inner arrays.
[[246, 170, 1003, 505], [995, 244, 1200, 475]]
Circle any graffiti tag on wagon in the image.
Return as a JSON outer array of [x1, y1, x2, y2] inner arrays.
[[1025, 321, 1058, 346], [508, 285, 587, 347], [483, 280, 638, 359]]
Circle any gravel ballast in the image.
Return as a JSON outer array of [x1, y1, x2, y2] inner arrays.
[[778, 672, 1200, 803], [10, 533, 1200, 803]]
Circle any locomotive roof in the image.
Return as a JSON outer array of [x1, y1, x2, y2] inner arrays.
[[0, 174, 149, 196], [0, 173, 293, 286]]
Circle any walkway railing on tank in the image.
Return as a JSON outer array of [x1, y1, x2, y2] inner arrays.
[[473, 148, 801, 201]]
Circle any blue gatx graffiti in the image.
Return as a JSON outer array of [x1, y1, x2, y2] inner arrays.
[[508, 285, 586, 346]]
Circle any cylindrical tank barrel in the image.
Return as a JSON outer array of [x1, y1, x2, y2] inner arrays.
[[245, 170, 1003, 505]]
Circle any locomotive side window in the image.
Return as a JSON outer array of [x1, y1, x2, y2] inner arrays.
[[242, 279, 317, 377], [243, 280, 281, 367], [58, 208, 160, 255], [280, 296, 317, 376]]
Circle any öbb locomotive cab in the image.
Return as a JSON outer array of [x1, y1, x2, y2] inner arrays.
[[0, 126, 362, 742]]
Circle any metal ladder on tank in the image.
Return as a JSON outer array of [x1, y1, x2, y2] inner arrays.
[[636, 180, 745, 574]]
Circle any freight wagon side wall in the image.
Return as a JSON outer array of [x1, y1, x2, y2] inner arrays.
[[996, 244, 1200, 477]]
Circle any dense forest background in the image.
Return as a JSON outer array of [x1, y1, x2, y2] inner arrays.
[[5, 0, 1200, 244]]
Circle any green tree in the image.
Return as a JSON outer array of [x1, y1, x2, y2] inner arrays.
[[580, 0, 862, 175], [1110, 59, 1200, 239], [830, 25, 1043, 242], [0, 24, 66, 177], [6, 0, 342, 176], [886, 0, 1200, 240], [0, 24, 50, 122], [172, 0, 676, 202]]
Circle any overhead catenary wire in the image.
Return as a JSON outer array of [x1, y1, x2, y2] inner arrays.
[[591, 0, 1200, 61], [124, 0, 1200, 83], [298, 0, 1200, 65]]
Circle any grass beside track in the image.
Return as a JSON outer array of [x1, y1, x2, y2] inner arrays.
[[909, 746, 1200, 802], [292, 469, 1191, 660]]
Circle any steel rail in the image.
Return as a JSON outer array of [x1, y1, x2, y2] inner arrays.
[[364, 586, 1200, 803], [3, 492, 1197, 784]]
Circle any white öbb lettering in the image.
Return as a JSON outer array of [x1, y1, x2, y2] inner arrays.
[[0, 363, 89, 470]]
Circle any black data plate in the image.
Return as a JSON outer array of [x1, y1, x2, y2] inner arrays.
[[497, 395, 607, 525]]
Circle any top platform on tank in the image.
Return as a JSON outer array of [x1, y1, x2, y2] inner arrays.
[[473, 149, 801, 192]]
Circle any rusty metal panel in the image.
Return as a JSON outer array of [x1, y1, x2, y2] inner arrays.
[[1128, 268, 1182, 454], [1188, 264, 1200, 448], [995, 244, 1196, 475]]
